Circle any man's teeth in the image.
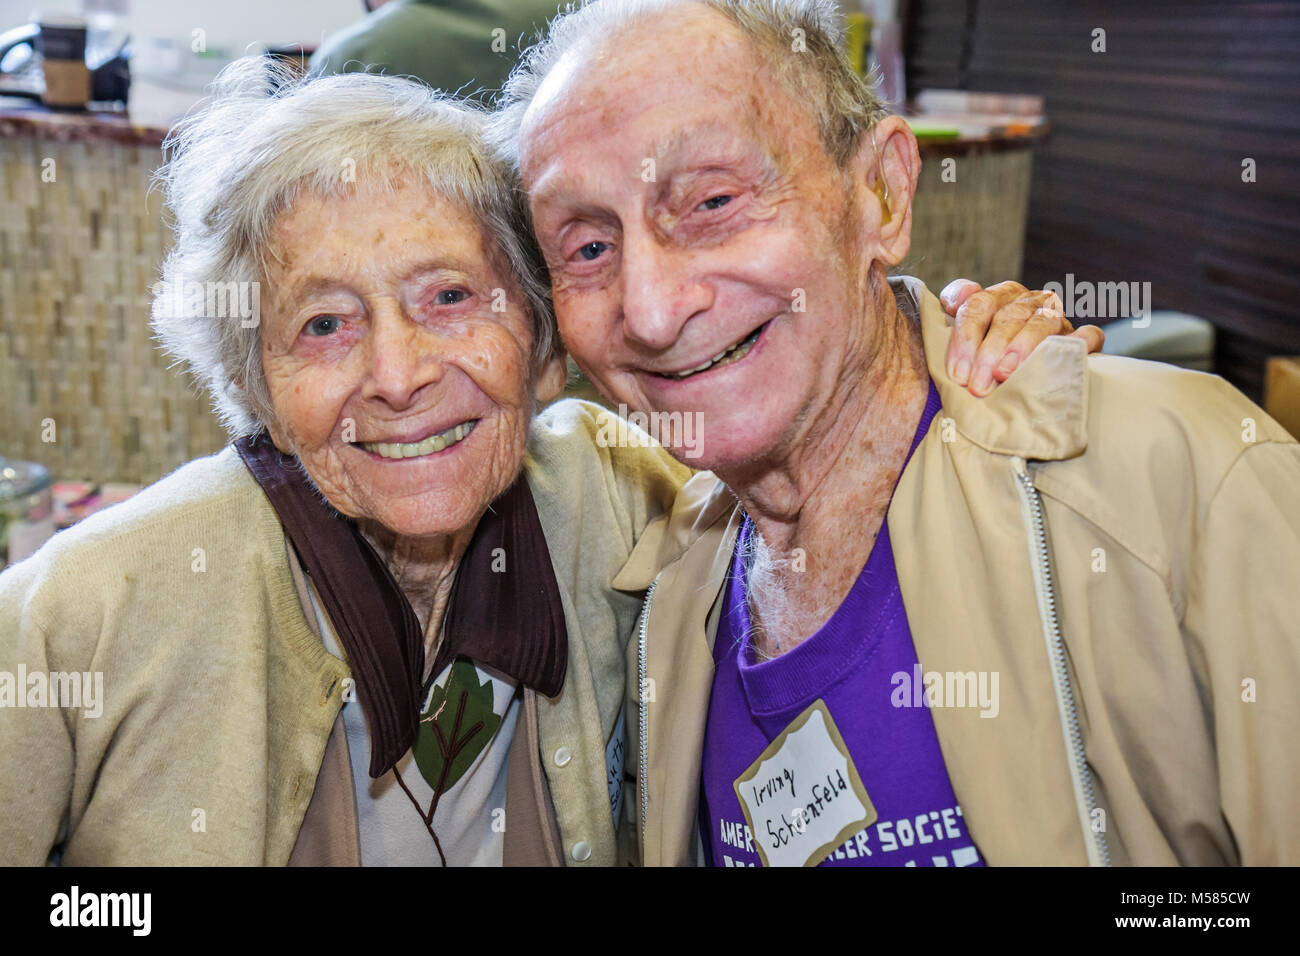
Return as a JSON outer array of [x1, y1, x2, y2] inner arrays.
[[672, 326, 762, 379], [360, 420, 476, 460]]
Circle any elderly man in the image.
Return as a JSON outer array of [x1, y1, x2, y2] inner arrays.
[[500, 0, 1300, 866]]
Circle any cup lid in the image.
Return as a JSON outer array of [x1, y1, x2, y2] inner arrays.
[[36, 13, 88, 29]]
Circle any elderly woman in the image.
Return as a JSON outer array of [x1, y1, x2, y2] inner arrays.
[[0, 61, 1080, 867], [0, 61, 691, 867]]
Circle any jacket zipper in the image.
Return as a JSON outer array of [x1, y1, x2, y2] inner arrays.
[[1012, 457, 1110, 866], [636, 578, 657, 849]]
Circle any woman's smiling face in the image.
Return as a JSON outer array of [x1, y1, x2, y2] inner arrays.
[[259, 175, 565, 538]]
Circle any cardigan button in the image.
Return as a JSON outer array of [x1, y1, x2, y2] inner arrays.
[[553, 746, 572, 768], [571, 841, 591, 862]]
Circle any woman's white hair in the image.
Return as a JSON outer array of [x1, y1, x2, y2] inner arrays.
[[152, 58, 556, 438], [490, 0, 887, 170]]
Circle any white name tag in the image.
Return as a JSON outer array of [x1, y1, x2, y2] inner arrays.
[[606, 705, 626, 825], [733, 700, 876, 867]]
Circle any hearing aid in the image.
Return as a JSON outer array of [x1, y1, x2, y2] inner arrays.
[[872, 132, 892, 225]]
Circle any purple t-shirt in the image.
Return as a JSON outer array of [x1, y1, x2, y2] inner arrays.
[[700, 381, 985, 867]]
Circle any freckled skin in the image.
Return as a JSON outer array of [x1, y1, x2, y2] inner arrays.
[[259, 176, 566, 627], [518, 3, 929, 649], [520, 5, 915, 477]]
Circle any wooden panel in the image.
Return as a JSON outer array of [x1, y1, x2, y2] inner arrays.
[[904, 0, 1300, 399]]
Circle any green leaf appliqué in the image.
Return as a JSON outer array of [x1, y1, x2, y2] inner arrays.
[[413, 658, 504, 795]]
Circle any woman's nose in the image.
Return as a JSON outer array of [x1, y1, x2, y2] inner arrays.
[[360, 300, 444, 410]]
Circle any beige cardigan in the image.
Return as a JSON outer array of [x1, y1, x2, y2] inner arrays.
[[0, 400, 690, 865]]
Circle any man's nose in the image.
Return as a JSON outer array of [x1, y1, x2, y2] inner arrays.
[[360, 300, 444, 409], [620, 229, 713, 352]]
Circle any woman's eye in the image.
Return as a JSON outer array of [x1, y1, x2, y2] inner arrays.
[[577, 241, 608, 262], [433, 289, 468, 306], [698, 194, 733, 211], [306, 315, 342, 336]]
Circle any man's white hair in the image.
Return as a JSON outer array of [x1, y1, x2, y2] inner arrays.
[[490, 0, 888, 171], [152, 58, 555, 438]]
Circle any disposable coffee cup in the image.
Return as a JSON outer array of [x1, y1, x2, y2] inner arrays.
[[37, 15, 90, 110]]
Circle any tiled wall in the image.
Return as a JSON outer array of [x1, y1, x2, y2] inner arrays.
[[0, 136, 229, 485]]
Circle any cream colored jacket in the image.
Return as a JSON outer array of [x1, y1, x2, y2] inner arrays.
[[0, 400, 690, 865], [615, 277, 1300, 867]]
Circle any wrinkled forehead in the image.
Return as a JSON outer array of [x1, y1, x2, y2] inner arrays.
[[520, 6, 779, 167], [518, 14, 821, 201], [262, 174, 505, 288]]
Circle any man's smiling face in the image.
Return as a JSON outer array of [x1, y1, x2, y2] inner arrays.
[[518, 4, 888, 474]]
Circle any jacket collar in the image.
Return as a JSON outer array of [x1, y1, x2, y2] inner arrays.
[[612, 471, 737, 592], [431, 474, 568, 699], [897, 275, 1090, 461]]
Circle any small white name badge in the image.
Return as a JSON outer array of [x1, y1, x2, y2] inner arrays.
[[734, 699, 875, 867]]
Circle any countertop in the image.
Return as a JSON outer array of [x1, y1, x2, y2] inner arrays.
[[0, 92, 1048, 153]]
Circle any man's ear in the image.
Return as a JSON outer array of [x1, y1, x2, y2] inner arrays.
[[534, 347, 569, 404], [856, 114, 921, 267]]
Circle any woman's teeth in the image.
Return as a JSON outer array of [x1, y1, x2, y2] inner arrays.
[[360, 420, 477, 460], [672, 325, 763, 379]]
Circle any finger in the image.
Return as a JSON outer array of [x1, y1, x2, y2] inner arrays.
[[950, 281, 1039, 387], [970, 299, 1036, 395], [988, 291, 1067, 382], [940, 278, 982, 317], [1038, 290, 1070, 335], [948, 290, 999, 385], [982, 280, 1031, 302], [992, 308, 1070, 383], [947, 280, 1032, 384], [1070, 324, 1105, 354]]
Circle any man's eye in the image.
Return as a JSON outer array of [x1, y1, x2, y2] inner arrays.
[[306, 315, 342, 336], [577, 241, 608, 262], [698, 195, 733, 211], [434, 289, 468, 306]]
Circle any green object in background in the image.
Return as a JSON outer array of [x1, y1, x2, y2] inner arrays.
[[310, 0, 564, 101], [845, 12, 872, 77], [906, 121, 962, 140]]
